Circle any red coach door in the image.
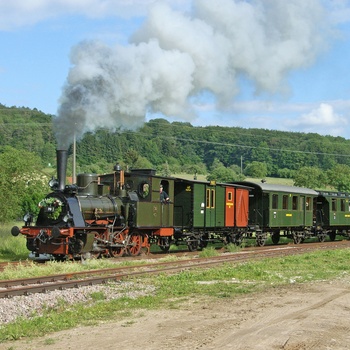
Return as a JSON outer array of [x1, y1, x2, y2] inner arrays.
[[235, 188, 249, 227], [225, 187, 235, 226]]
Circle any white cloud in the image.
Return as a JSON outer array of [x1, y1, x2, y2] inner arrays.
[[191, 99, 350, 138], [328, 0, 350, 24], [290, 103, 346, 126], [284, 103, 348, 136], [0, 0, 190, 30]]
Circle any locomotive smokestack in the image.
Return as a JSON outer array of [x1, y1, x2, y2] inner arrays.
[[56, 149, 68, 191]]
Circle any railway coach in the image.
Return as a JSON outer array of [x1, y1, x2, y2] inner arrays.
[[172, 178, 250, 250], [234, 181, 320, 246], [315, 190, 350, 241]]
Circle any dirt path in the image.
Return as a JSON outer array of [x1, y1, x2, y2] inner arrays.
[[2, 278, 350, 350]]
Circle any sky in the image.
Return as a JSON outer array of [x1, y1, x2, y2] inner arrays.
[[1, 0, 350, 146]]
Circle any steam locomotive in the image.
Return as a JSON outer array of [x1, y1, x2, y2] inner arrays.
[[11, 150, 250, 260]]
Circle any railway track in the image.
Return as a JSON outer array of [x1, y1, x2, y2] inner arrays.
[[1, 240, 349, 298]]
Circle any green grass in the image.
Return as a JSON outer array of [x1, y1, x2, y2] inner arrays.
[[1, 248, 350, 343], [0, 223, 29, 262], [244, 177, 294, 185]]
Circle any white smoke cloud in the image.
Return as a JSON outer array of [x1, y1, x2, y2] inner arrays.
[[54, 0, 332, 149], [55, 40, 195, 149]]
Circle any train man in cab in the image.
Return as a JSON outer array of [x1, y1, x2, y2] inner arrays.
[[160, 184, 170, 203]]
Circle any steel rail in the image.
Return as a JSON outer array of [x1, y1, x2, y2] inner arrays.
[[1, 240, 349, 298]]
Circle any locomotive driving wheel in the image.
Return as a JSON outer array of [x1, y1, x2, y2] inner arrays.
[[127, 234, 142, 256], [109, 232, 126, 257], [91, 231, 102, 259]]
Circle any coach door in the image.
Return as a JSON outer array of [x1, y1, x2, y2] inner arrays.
[[299, 195, 313, 227], [300, 196, 306, 226], [304, 195, 313, 226], [225, 187, 235, 226], [205, 185, 216, 227], [235, 188, 249, 227]]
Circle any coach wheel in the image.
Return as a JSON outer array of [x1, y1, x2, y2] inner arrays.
[[228, 233, 242, 246], [256, 237, 266, 247], [329, 231, 336, 241], [318, 232, 327, 242], [187, 236, 199, 252], [200, 233, 209, 249], [293, 233, 302, 244], [271, 231, 280, 245], [233, 237, 243, 246], [256, 232, 266, 247], [109, 232, 126, 257], [159, 237, 171, 252], [127, 234, 142, 256]]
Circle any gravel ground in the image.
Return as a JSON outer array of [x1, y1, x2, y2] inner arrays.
[[2, 278, 350, 350], [0, 281, 155, 324]]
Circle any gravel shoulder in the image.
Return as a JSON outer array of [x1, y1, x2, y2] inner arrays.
[[2, 277, 350, 350]]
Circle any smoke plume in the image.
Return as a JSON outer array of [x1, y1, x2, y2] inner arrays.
[[54, 0, 329, 150]]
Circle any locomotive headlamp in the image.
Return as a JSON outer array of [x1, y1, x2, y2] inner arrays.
[[48, 176, 59, 190], [23, 213, 33, 226], [63, 212, 73, 223]]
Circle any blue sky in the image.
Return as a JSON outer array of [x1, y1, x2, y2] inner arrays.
[[1, 0, 350, 142]]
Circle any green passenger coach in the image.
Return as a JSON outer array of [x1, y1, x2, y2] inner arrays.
[[316, 191, 350, 240], [173, 178, 250, 250], [235, 182, 319, 245]]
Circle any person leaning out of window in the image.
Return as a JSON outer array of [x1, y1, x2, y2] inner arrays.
[[159, 185, 170, 203]]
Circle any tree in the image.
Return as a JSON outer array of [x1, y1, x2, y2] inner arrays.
[[327, 164, 350, 192], [0, 146, 48, 222], [244, 161, 268, 179], [293, 166, 326, 189], [124, 149, 140, 169], [207, 160, 244, 183]]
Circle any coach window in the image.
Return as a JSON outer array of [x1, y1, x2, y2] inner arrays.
[[292, 196, 298, 210], [206, 188, 215, 208], [282, 195, 288, 209], [306, 197, 311, 211], [272, 194, 278, 209], [211, 189, 215, 208], [227, 192, 232, 201], [332, 198, 337, 211], [341, 199, 346, 212]]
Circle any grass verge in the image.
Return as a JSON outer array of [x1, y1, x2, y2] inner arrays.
[[0, 223, 29, 262], [1, 248, 350, 343]]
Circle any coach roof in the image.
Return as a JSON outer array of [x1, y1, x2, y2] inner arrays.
[[235, 181, 318, 196]]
